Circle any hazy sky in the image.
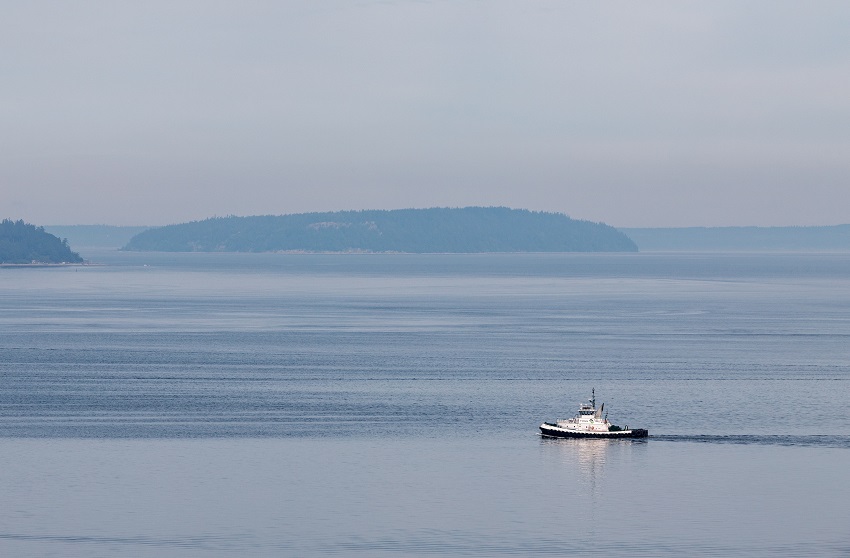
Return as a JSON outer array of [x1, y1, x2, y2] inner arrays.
[[3, 1, 849, 227]]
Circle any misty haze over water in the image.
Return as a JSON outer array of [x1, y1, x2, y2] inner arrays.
[[6, 2, 850, 554]]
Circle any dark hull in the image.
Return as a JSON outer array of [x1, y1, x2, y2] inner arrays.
[[540, 424, 648, 439]]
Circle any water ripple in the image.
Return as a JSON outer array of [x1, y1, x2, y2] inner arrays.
[[652, 434, 850, 448], [0, 532, 252, 551]]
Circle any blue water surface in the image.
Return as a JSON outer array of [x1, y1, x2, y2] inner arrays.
[[1, 251, 849, 556]]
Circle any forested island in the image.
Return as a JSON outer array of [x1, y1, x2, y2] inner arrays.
[[122, 207, 638, 253], [0, 219, 84, 264]]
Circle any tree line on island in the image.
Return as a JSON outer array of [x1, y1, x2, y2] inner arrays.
[[0, 219, 84, 264], [122, 207, 639, 253]]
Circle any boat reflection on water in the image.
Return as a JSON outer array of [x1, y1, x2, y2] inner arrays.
[[544, 435, 649, 491], [540, 436, 649, 532], [541, 436, 613, 480]]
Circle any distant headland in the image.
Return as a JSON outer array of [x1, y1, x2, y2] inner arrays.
[[0, 219, 84, 264], [121, 207, 639, 253], [621, 225, 850, 251]]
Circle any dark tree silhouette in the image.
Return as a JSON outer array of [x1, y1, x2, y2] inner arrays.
[[0, 219, 84, 264]]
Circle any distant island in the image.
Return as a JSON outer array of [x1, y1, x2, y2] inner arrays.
[[122, 207, 639, 253], [0, 219, 84, 264], [622, 225, 850, 251], [44, 225, 151, 249]]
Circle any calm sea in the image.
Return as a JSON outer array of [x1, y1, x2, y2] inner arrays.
[[1, 251, 849, 556]]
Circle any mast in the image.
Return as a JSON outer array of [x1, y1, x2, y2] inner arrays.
[[591, 388, 595, 408]]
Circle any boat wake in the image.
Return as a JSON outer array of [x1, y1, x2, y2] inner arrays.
[[651, 434, 850, 449]]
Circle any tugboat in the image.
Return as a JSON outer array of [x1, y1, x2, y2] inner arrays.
[[540, 389, 648, 439]]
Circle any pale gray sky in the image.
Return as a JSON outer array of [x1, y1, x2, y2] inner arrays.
[[3, 1, 849, 227]]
